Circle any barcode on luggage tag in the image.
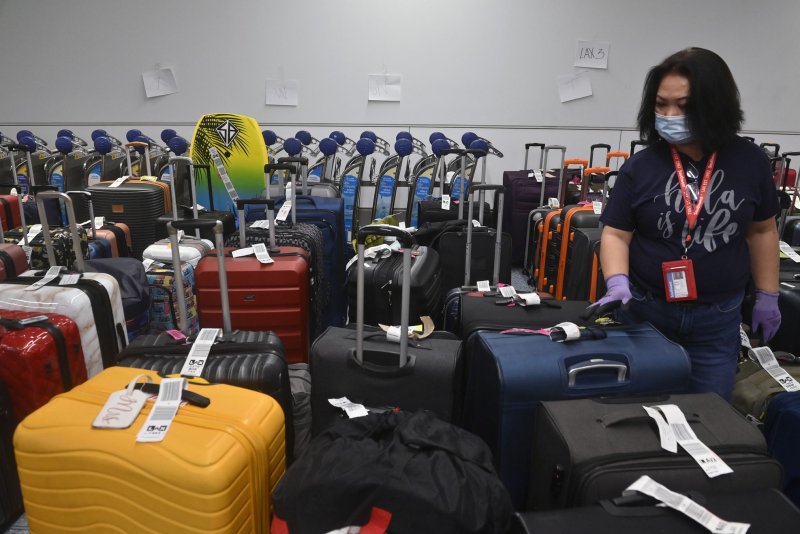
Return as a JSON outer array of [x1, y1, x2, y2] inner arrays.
[[533, 170, 544, 182], [670, 423, 694, 442], [197, 329, 219, 343], [150, 404, 178, 421], [779, 241, 800, 262], [441, 195, 451, 210]]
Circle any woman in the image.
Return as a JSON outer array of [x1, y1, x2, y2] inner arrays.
[[588, 47, 781, 401]]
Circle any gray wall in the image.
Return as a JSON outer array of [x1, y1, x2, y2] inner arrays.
[[1, 0, 798, 179]]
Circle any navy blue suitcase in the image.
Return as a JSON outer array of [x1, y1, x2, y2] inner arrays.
[[764, 391, 800, 507], [462, 323, 691, 509]]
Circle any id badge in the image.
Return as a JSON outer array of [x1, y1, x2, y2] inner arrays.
[[662, 259, 697, 302]]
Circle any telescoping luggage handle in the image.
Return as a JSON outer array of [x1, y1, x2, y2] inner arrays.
[[263, 162, 301, 224], [124, 141, 152, 177], [781, 151, 800, 219], [524, 143, 545, 171], [168, 156, 201, 238], [540, 145, 566, 208], [465, 184, 504, 287], [356, 225, 415, 369], [167, 218, 230, 335], [64, 191, 97, 241], [236, 198, 278, 252], [278, 156, 310, 196], [0, 144, 33, 244], [34, 191, 86, 273]]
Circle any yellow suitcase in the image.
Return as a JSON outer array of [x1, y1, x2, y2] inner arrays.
[[14, 366, 285, 533]]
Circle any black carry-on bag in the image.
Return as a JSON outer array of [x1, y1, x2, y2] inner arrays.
[[311, 224, 463, 436]]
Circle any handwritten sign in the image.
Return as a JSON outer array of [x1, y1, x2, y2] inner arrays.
[[574, 40, 610, 69], [142, 67, 178, 98], [557, 70, 593, 103], [368, 74, 402, 102], [266, 78, 299, 106]]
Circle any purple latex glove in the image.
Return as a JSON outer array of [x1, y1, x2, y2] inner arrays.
[[582, 274, 632, 320], [752, 289, 781, 342]]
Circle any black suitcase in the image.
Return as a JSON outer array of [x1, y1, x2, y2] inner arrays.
[[114, 218, 295, 461], [345, 234, 443, 328], [515, 488, 800, 534], [562, 227, 602, 301], [0, 381, 23, 532], [769, 249, 800, 354], [529, 393, 783, 511], [311, 224, 463, 436], [432, 184, 511, 295]]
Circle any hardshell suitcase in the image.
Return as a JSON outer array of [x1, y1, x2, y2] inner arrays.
[[146, 261, 200, 336], [0, 310, 87, 422], [0, 243, 27, 281], [0, 194, 21, 232], [14, 366, 285, 533], [117, 217, 295, 460], [515, 488, 800, 534], [311, 224, 463, 436], [530, 393, 783, 511], [463, 322, 692, 509], [198, 201, 311, 364]]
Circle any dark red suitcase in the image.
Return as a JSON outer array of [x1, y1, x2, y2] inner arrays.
[[194, 199, 311, 364], [0, 244, 27, 281], [0, 310, 87, 422], [0, 195, 21, 232]]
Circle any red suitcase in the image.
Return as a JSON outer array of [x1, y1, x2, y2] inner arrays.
[[0, 195, 21, 232], [0, 310, 87, 422], [194, 199, 311, 364], [0, 244, 27, 281]]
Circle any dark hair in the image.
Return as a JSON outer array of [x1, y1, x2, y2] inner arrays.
[[637, 47, 743, 152]]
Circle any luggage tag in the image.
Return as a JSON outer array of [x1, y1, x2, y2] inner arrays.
[[93, 375, 154, 430], [9, 188, 17, 196], [441, 194, 451, 210], [653, 404, 733, 478], [592, 201, 603, 214], [624, 476, 750, 534], [533, 170, 544, 182], [328, 397, 369, 419], [547, 197, 559, 208], [231, 247, 254, 258], [662, 258, 697, 302], [779, 241, 800, 263], [108, 176, 129, 188], [17, 224, 42, 245], [209, 147, 240, 201], [749, 346, 800, 393], [477, 280, 491, 292], [142, 258, 157, 271], [179, 328, 220, 377], [380, 316, 435, 342], [136, 377, 186, 443], [252, 243, 274, 264], [24, 266, 63, 291], [250, 219, 269, 229], [547, 321, 582, 342], [642, 406, 678, 453], [58, 273, 81, 285], [276, 201, 292, 222]]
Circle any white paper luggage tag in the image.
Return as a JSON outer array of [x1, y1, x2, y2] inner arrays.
[[209, 147, 240, 201], [328, 397, 369, 419], [779, 241, 800, 263], [750, 346, 800, 392], [499, 286, 517, 298], [548, 197, 560, 208], [655, 404, 733, 478], [276, 201, 292, 222], [142, 258, 157, 271], [547, 321, 582, 342], [253, 243, 274, 264], [93, 375, 153, 429], [18, 224, 41, 245], [624, 476, 750, 534], [514, 292, 541, 306], [250, 219, 269, 229], [441, 194, 451, 210], [643, 406, 678, 453], [25, 266, 63, 291], [380, 317, 435, 342], [108, 176, 129, 188], [231, 247, 254, 258], [592, 201, 603, 214], [9, 188, 17, 196], [179, 328, 220, 377], [58, 273, 81, 285], [136, 377, 186, 443], [477, 280, 491, 292], [533, 170, 544, 182]]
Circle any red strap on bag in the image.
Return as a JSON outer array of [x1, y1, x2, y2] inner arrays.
[[270, 507, 392, 534]]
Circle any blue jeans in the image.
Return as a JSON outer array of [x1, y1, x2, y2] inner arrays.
[[615, 286, 744, 401]]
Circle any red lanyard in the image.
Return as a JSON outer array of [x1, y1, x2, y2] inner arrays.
[[669, 145, 717, 248]]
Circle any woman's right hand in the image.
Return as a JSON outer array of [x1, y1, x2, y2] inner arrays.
[[581, 273, 632, 320]]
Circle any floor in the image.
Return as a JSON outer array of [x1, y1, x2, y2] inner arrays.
[[4, 515, 27, 534]]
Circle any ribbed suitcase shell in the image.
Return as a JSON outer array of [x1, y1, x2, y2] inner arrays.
[[14, 366, 285, 534], [0, 310, 87, 422], [0, 244, 27, 281], [554, 207, 599, 300], [463, 323, 691, 509], [530, 393, 783, 511], [0, 195, 21, 232], [88, 180, 170, 259], [562, 227, 602, 301], [0, 272, 127, 376], [195, 250, 311, 364]]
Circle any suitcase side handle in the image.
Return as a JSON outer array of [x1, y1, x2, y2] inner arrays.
[[567, 359, 627, 387], [348, 348, 416, 376], [65, 190, 97, 240]]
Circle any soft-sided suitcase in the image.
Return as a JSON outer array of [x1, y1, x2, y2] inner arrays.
[[732, 353, 800, 421], [769, 249, 800, 355], [0, 310, 87, 422], [432, 184, 512, 295], [764, 391, 800, 507], [504, 144, 565, 265], [530, 392, 783, 511], [515, 488, 800, 534], [146, 261, 200, 335], [311, 224, 463, 436], [117, 216, 295, 461], [463, 322, 692, 509], [14, 366, 285, 534], [197, 201, 311, 364]]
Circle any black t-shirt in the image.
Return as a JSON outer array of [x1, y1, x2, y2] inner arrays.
[[600, 137, 779, 303]]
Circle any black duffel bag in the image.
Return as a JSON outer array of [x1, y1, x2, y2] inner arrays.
[[272, 410, 515, 534]]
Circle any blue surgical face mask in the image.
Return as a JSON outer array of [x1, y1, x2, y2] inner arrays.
[[655, 113, 694, 144]]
